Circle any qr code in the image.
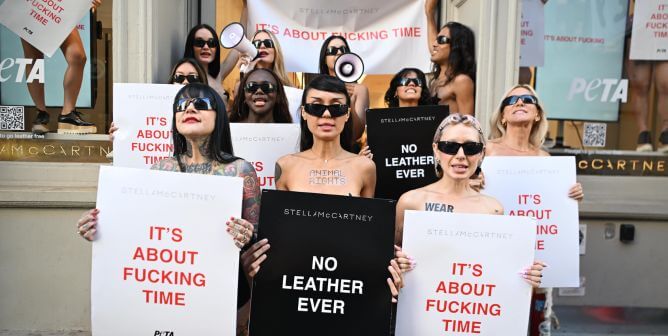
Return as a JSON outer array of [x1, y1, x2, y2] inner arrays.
[[583, 122, 606, 147], [0, 106, 25, 131]]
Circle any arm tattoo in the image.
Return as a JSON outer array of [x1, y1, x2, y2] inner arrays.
[[239, 161, 261, 227], [151, 158, 179, 172], [275, 162, 282, 182]]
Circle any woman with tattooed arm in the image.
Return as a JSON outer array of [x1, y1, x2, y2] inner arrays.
[[76, 83, 260, 335]]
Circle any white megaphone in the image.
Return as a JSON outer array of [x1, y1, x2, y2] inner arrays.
[[334, 52, 364, 83], [220, 22, 258, 61]]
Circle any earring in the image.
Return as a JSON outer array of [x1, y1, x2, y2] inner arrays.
[[433, 158, 441, 176], [501, 119, 507, 127]]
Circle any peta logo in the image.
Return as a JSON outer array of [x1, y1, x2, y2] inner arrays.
[[153, 331, 174, 336], [567, 78, 627, 103], [0, 58, 44, 83]]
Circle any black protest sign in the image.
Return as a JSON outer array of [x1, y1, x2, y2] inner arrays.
[[249, 190, 396, 336], [366, 105, 449, 200]]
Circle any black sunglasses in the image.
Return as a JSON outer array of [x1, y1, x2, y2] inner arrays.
[[174, 97, 215, 112], [303, 103, 349, 118], [325, 46, 350, 56], [172, 74, 200, 84], [437, 35, 451, 45], [193, 38, 218, 48], [244, 82, 276, 94], [398, 77, 422, 87], [436, 141, 484, 155], [502, 94, 538, 107], [252, 39, 275, 49]]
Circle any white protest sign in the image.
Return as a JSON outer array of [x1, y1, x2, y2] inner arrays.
[[112, 83, 181, 169], [630, 0, 668, 60], [520, 0, 545, 66], [396, 211, 535, 336], [0, 0, 90, 57], [92, 166, 242, 336], [284, 86, 304, 124], [482, 156, 579, 288], [248, 0, 431, 74], [230, 123, 300, 189]]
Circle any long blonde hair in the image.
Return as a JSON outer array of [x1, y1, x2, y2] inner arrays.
[[253, 30, 292, 87], [489, 84, 549, 148]]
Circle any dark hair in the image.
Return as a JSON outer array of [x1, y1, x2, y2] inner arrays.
[[384, 68, 431, 107], [172, 83, 238, 171], [230, 68, 292, 123], [318, 36, 350, 75], [168, 57, 208, 84], [183, 24, 221, 79], [430, 22, 476, 87], [299, 75, 353, 152]]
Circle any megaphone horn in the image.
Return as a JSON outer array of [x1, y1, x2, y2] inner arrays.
[[334, 53, 364, 83], [220, 22, 258, 61]]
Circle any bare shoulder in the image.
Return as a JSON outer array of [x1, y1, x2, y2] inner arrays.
[[478, 194, 504, 215], [151, 157, 179, 172], [538, 148, 551, 156], [349, 153, 375, 172], [276, 152, 302, 170], [397, 187, 427, 210], [485, 141, 501, 156], [452, 74, 474, 87]]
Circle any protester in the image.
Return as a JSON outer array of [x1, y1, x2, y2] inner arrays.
[[240, 75, 403, 303], [77, 83, 260, 336], [485, 84, 583, 335], [237, 29, 292, 87], [425, 0, 476, 115], [317, 36, 369, 142], [229, 68, 292, 123], [485, 84, 584, 200], [25, 0, 102, 134], [394, 113, 545, 274], [384, 68, 432, 108]]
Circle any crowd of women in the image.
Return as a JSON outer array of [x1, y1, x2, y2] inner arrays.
[[76, 0, 584, 334]]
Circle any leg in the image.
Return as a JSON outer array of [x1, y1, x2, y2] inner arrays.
[[626, 57, 653, 150], [20, 39, 46, 110], [20, 39, 50, 134], [654, 61, 668, 151], [57, 28, 96, 134], [59, 28, 87, 115]]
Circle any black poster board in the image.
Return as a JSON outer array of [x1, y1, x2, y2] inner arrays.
[[366, 105, 449, 200], [249, 190, 396, 336]]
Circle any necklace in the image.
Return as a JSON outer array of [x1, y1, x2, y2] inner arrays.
[[311, 149, 341, 164]]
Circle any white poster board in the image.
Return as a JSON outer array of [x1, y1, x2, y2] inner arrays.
[[92, 166, 242, 336], [0, 0, 91, 57], [247, 0, 431, 74], [520, 0, 546, 66], [630, 0, 668, 60], [482, 156, 580, 288], [112, 83, 182, 169], [230, 123, 300, 189], [396, 211, 536, 336]]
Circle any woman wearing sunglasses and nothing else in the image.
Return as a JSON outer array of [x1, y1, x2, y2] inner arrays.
[[240, 75, 404, 304], [393, 113, 545, 289], [484, 84, 583, 201], [229, 68, 292, 123]]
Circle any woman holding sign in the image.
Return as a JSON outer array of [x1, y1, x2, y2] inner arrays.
[[394, 114, 545, 286], [77, 83, 259, 335], [425, 0, 476, 115], [384, 68, 433, 108], [317, 36, 370, 142], [229, 68, 292, 123], [241, 75, 404, 301]]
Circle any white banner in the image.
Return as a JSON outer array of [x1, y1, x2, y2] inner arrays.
[[630, 0, 668, 60], [519, 0, 545, 67], [230, 123, 300, 189], [112, 83, 182, 169], [247, 0, 431, 74], [0, 0, 90, 57], [396, 211, 535, 336], [92, 166, 242, 336], [481, 156, 580, 288]]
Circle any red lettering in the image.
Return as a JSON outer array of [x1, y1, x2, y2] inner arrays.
[[142, 289, 186, 306], [536, 240, 545, 250]]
